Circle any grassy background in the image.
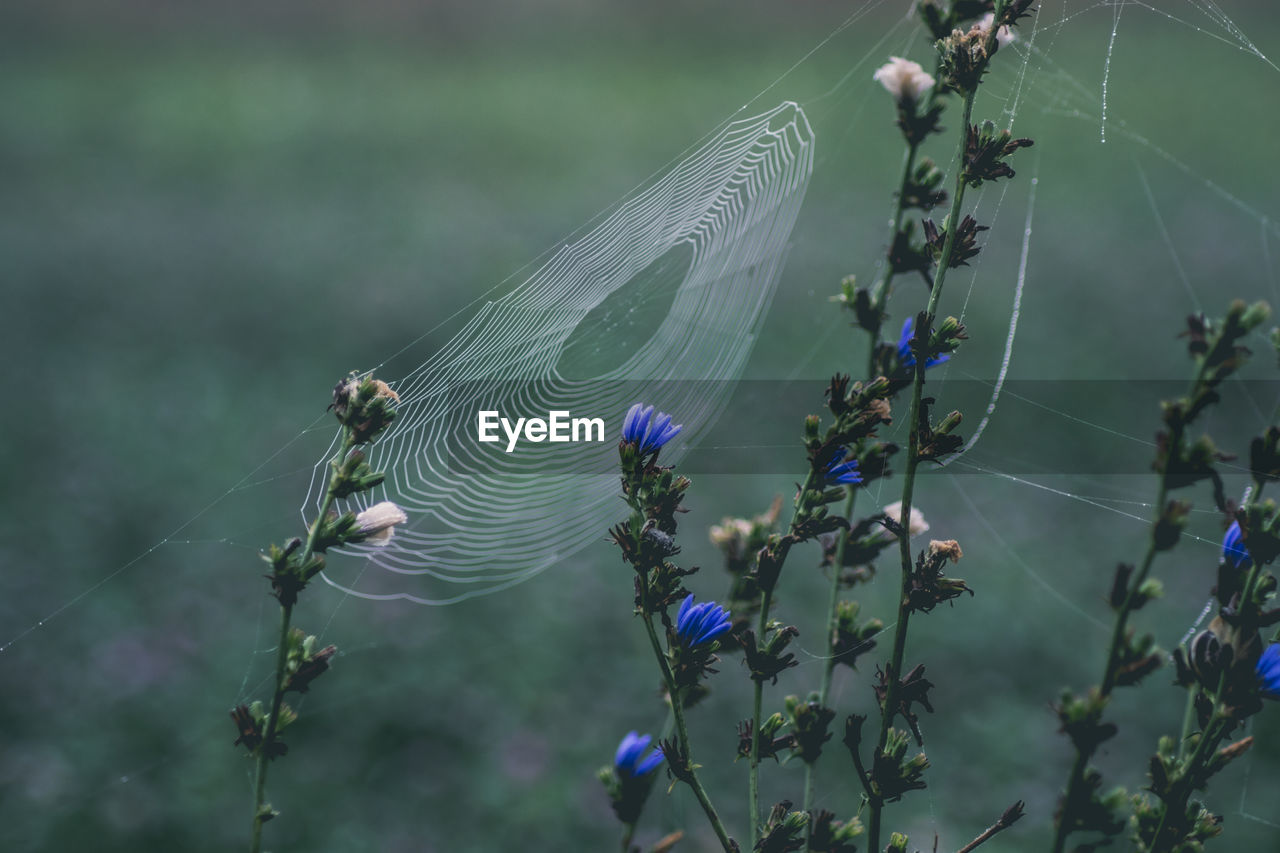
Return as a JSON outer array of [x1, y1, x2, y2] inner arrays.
[[3, 1, 1280, 850]]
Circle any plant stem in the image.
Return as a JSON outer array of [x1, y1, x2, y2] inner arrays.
[[802, 489, 858, 837], [249, 599, 293, 853], [865, 140, 923, 379], [1150, 684, 1230, 852], [639, 599, 736, 852], [1176, 684, 1200, 762], [1052, 348, 1217, 853], [867, 80, 978, 853], [249, 433, 352, 853], [748, 587, 772, 850]]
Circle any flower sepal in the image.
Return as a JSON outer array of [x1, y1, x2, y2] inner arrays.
[[784, 694, 836, 764], [870, 727, 929, 802], [832, 600, 883, 671], [807, 809, 864, 853], [741, 621, 800, 685], [330, 373, 399, 445], [756, 802, 809, 853], [736, 713, 793, 763]]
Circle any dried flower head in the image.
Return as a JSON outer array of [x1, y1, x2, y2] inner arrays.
[[882, 501, 930, 538], [975, 12, 1016, 47], [710, 518, 754, 549], [928, 539, 963, 563], [353, 500, 408, 546], [873, 56, 935, 102]]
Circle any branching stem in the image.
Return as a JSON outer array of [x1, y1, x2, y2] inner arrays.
[[640, 597, 736, 853], [249, 432, 354, 853], [867, 78, 979, 853]]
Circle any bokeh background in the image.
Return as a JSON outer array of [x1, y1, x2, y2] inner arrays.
[[4, 1, 1280, 850]]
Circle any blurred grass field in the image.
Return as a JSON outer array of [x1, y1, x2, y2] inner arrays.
[[3, 1, 1280, 851]]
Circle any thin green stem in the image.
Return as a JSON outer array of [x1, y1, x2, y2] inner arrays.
[[249, 433, 353, 853], [1176, 684, 1200, 762], [749, 587, 772, 850], [249, 600, 293, 853], [867, 81, 978, 853], [747, 464, 822, 845], [1150, 682, 1230, 852], [802, 490, 859, 838], [865, 140, 923, 380], [1052, 337, 1220, 853], [640, 600, 736, 853], [621, 822, 635, 853]]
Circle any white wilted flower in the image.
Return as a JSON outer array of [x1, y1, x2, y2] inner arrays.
[[873, 56, 936, 102], [882, 500, 929, 538], [975, 12, 1015, 47], [354, 500, 408, 546], [710, 518, 754, 548]]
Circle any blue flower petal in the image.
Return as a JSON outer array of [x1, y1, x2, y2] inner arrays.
[[622, 404, 652, 444], [677, 594, 695, 631], [1257, 643, 1280, 699], [1222, 521, 1253, 570], [615, 731, 662, 777], [898, 316, 948, 370], [622, 403, 682, 454]]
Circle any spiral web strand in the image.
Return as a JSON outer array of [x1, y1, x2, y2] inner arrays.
[[306, 102, 815, 604]]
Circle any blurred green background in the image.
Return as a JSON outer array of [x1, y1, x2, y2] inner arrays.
[[4, 1, 1280, 850]]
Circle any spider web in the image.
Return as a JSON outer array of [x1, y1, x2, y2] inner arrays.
[[308, 101, 814, 603]]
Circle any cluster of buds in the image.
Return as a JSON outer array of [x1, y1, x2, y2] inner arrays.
[[831, 599, 884, 671], [913, 396, 965, 463], [1173, 301, 1271, 427], [807, 810, 863, 853], [708, 497, 782, 634], [962, 120, 1034, 187], [896, 314, 966, 384], [330, 373, 399, 444], [875, 663, 936, 746], [1131, 791, 1224, 852], [738, 713, 794, 763], [756, 801, 810, 853], [922, 214, 988, 269], [870, 727, 930, 802], [234, 373, 402, 763], [904, 538, 972, 614], [612, 404, 698, 612], [783, 693, 836, 764], [936, 1, 1033, 95], [740, 620, 801, 685]]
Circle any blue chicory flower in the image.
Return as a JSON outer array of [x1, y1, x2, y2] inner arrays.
[[1256, 643, 1280, 699], [1222, 520, 1253, 570], [675, 594, 733, 649], [822, 447, 863, 486], [614, 731, 664, 778], [898, 317, 950, 369], [622, 403, 683, 455]]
